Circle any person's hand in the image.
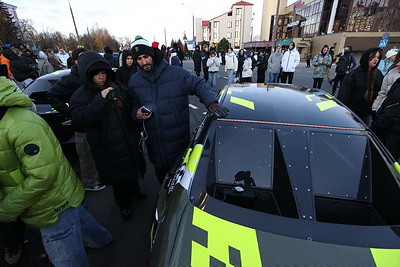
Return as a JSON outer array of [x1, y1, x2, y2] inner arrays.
[[136, 105, 152, 120], [208, 102, 229, 118], [101, 87, 113, 99]]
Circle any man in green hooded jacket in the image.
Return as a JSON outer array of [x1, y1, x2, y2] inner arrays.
[[0, 76, 112, 266]]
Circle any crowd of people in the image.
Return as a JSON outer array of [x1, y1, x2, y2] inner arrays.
[[1, 37, 400, 266], [0, 36, 228, 266]]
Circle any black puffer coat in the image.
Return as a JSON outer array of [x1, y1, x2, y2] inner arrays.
[[3, 49, 37, 82], [70, 51, 145, 184], [128, 48, 217, 171], [192, 47, 202, 72], [338, 47, 383, 120], [371, 77, 400, 159], [116, 50, 137, 87]]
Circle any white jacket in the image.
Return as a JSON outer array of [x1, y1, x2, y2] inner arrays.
[[372, 67, 400, 111], [225, 52, 238, 71], [207, 56, 220, 72], [242, 58, 253, 78], [281, 48, 300, 72]]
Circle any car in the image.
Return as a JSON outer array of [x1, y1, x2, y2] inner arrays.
[[22, 69, 75, 144], [149, 83, 400, 266]]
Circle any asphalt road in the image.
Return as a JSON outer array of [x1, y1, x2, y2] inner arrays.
[[7, 58, 335, 267]]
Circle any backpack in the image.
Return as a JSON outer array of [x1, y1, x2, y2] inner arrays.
[[336, 54, 351, 73]]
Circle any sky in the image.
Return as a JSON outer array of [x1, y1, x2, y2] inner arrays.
[[8, 0, 263, 45]]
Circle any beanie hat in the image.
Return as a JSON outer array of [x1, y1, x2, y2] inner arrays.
[[131, 35, 155, 60], [152, 41, 159, 48], [385, 49, 398, 59]]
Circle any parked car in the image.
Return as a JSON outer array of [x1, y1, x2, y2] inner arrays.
[[22, 69, 74, 144], [150, 83, 400, 266]]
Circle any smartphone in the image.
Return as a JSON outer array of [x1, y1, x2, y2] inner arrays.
[[141, 107, 152, 114]]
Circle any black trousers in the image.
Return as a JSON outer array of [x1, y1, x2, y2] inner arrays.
[[332, 73, 346, 95], [281, 72, 294, 84], [203, 67, 209, 82], [313, 78, 324, 89], [257, 68, 266, 83], [111, 180, 141, 209]]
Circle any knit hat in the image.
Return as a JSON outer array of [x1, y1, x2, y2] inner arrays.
[[385, 49, 398, 59], [152, 41, 159, 48], [131, 35, 155, 60]]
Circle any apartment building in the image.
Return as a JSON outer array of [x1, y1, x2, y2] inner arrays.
[[195, 1, 253, 48], [260, 0, 400, 59]]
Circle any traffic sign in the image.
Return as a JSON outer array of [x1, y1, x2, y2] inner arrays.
[[379, 39, 388, 47], [382, 32, 390, 40]]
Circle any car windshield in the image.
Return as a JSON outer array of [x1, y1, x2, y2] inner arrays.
[[217, 125, 273, 188]]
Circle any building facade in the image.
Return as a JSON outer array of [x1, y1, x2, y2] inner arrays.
[[260, 0, 400, 59], [195, 1, 253, 49]]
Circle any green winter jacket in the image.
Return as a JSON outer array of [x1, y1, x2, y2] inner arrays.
[[312, 52, 332, 79], [0, 77, 84, 228]]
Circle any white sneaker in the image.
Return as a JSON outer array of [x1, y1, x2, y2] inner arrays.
[[85, 184, 106, 192]]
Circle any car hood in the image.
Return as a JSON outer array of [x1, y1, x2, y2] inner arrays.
[[162, 202, 400, 266]]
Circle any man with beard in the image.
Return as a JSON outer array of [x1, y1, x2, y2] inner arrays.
[[128, 36, 228, 184]]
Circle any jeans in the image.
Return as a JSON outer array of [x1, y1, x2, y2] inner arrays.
[[227, 69, 234, 85], [40, 205, 113, 267], [209, 72, 218, 93], [268, 72, 279, 83]]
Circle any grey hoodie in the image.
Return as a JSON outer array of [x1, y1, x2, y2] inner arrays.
[[268, 52, 283, 73]]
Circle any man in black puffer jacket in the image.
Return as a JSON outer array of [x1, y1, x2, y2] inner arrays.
[[128, 35, 228, 184]]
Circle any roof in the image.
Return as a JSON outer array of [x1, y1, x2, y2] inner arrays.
[[231, 1, 254, 8], [218, 83, 365, 131], [201, 20, 209, 27]]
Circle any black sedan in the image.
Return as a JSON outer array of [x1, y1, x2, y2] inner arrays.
[[22, 69, 74, 144]]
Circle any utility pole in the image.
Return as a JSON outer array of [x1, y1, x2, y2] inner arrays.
[[68, 1, 80, 43], [271, 0, 281, 50], [87, 26, 93, 50]]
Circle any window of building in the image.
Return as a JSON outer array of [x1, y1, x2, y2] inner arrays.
[[227, 21, 232, 28], [296, 0, 324, 37], [227, 32, 232, 39]]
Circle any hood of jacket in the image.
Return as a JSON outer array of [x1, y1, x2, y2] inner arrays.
[[121, 50, 134, 68], [359, 47, 382, 71], [77, 51, 115, 88], [0, 77, 32, 108], [2, 49, 19, 61]]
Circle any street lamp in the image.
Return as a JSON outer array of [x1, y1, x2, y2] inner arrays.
[[181, 3, 195, 42]]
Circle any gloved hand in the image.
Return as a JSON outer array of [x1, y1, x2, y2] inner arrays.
[[208, 102, 229, 118]]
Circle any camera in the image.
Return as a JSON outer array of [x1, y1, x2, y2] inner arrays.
[[141, 107, 152, 114], [106, 85, 122, 100]]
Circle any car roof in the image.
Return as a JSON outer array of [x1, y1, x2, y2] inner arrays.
[[36, 69, 71, 80], [218, 83, 365, 130]]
